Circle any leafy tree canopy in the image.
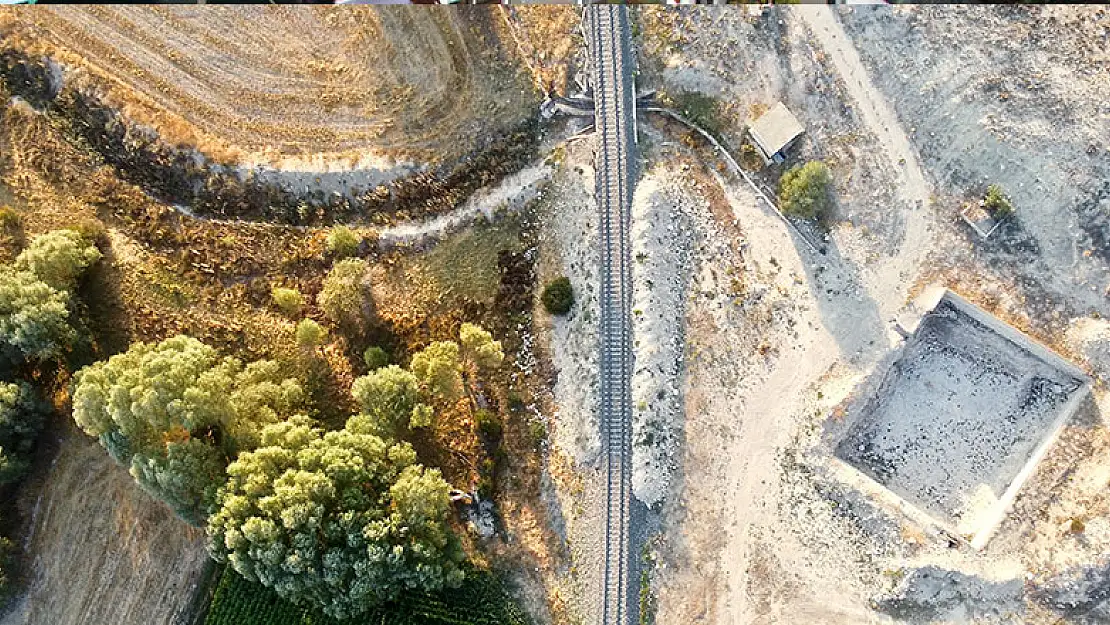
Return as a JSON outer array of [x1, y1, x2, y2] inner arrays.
[[0, 381, 46, 484], [410, 341, 462, 401], [779, 160, 833, 221], [0, 270, 74, 368], [349, 365, 428, 436], [207, 416, 464, 620], [459, 322, 503, 372], [72, 336, 304, 524]]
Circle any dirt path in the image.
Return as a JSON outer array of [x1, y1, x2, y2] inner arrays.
[[796, 6, 934, 318]]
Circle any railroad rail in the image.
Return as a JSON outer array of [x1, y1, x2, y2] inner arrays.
[[586, 5, 636, 625]]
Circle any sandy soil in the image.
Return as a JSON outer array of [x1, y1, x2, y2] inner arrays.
[[633, 5, 1110, 624], [6, 6, 536, 167], [1, 420, 210, 625]]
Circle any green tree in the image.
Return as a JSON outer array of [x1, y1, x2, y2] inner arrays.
[[326, 226, 361, 258], [207, 416, 464, 620], [362, 346, 390, 371], [459, 323, 503, 372], [271, 287, 304, 318], [778, 160, 833, 221], [541, 277, 574, 316], [295, 319, 327, 348], [349, 365, 429, 435], [71, 336, 304, 524], [0, 381, 46, 484], [410, 341, 462, 401], [0, 270, 75, 367], [15, 229, 101, 291], [317, 259, 371, 331]]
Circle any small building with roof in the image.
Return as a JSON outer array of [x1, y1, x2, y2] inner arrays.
[[748, 102, 805, 164]]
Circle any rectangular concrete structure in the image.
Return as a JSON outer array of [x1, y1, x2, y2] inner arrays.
[[835, 290, 1091, 548]]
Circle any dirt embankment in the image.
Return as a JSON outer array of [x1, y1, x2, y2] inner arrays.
[[1, 418, 210, 625]]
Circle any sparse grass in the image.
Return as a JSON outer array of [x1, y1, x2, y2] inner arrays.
[[419, 217, 524, 306], [662, 90, 725, 139]]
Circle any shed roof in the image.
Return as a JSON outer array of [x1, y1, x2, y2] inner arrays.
[[749, 102, 805, 157]]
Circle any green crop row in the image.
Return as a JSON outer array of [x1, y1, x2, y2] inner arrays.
[[204, 567, 530, 625]]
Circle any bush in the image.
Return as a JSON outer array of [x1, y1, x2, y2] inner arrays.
[[664, 90, 723, 138], [541, 277, 574, 315], [983, 184, 1014, 217], [294, 319, 327, 348], [317, 259, 371, 331], [475, 408, 502, 441], [270, 287, 303, 318], [326, 226, 360, 258], [779, 160, 833, 221], [0, 207, 21, 233], [363, 346, 390, 371], [15, 229, 101, 290]]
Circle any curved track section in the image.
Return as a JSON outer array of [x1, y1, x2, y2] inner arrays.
[[587, 6, 636, 625]]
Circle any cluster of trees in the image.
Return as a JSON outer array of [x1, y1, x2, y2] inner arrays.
[[0, 226, 102, 598], [68, 302, 503, 617], [71, 336, 305, 525]]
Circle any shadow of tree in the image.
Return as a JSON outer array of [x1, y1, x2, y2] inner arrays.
[[799, 234, 887, 365]]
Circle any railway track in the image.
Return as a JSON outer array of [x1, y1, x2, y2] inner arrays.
[[586, 5, 636, 625]]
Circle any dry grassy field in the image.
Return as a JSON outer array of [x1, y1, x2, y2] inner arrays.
[[3, 6, 536, 166]]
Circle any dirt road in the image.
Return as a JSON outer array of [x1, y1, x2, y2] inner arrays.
[[796, 5, 934, 319]]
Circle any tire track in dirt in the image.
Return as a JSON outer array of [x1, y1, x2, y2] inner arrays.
[[796, 6, 935, 317]]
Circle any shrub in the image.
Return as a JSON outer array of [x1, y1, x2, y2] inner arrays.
[[15, 229, 101, 290], [0, 207, 21, 233], [983, 184, 1014, 217], [779, 160, 833, 221], [72, 219, 108, 248], [475, 408, 502, 441], [541, 277, 574, 315], [664, 90, 723, 138], [326, 225, 360, 258], [317, 259, 371, 331], [294, 318, 327, 348], [362, 345, 390, 371], [270, 287, 303, 318]]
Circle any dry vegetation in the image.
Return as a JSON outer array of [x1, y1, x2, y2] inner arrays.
[[0, 52, 562, 623], [502, 6, 582, 97], [4, 6, 536, 166]]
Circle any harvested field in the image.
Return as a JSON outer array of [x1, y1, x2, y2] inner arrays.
[[1, 420, 210, 625], [835, 291, 1090, 539], [5, 6, 536, 166]]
